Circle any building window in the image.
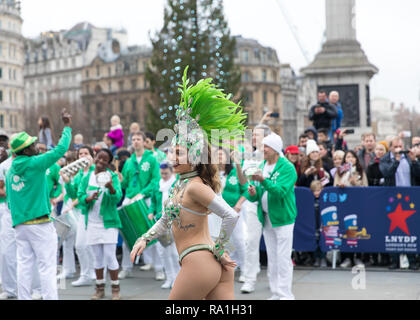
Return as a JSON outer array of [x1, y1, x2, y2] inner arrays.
[[132, 99, 137, 113], [118, 81, 124, 91], [0, 68, 2, 78], [108, 81, 112, 92], [262, 69, 267, 82], [119, 101, 124, 113], [9, 115, 12, 128], [243, 50, 249, 62], [96, 102, 102, 113], [263, 91, 268, 104], [131, 79, 137, 90], [108, 67, 112, 76], [108, 101, 113, 113], [86, 70, 89, 78], [96, 65, 100, 77], [0, 115, 3, 128], [243, 72, 249, 82]]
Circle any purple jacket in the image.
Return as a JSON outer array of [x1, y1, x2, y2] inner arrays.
[[107, 126, 124, 148]]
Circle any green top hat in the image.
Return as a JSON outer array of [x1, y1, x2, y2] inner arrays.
[[10, 132, 37, 153]]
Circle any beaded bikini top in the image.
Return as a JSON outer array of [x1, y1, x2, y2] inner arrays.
[[164, 171, 208, 229]]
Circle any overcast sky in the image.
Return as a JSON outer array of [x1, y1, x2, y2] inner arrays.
[[21, 0, 420, 110]]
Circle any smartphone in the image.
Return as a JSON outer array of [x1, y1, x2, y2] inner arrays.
[[345, 129, 355, 134], [270, 112, 280, 118]]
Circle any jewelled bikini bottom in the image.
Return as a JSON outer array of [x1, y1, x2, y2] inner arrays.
[[178, 244, 216, 265]]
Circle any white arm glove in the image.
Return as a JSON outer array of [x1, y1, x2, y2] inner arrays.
[[139, 212, 170, 244], [208, 195, 240, 259]]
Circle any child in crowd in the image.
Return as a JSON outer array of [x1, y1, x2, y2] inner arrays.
[[330, 150, 345, 180], [107, 115, 125, 153], [310, 180, 328, 268]]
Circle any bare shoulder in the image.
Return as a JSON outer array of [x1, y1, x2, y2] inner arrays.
[[185, 178, 216, 207]]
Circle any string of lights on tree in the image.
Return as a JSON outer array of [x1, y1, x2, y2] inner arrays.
[[146, 0, 241, 131]]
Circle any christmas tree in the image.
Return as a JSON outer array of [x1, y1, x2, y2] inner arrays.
[[146, 0, 241, 133]]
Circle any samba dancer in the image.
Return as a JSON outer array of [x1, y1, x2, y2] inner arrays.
[[60, 145, 96, 287], [6, 110, 72, 300], [246, 133, 298, 300], [76, 148, 123, 300], [119, 131, 162, 280], [131, 68, 246, 300], [148, 161, 180, 289]]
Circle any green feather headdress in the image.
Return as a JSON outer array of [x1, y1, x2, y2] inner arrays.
[[172, 67, 247, 164]]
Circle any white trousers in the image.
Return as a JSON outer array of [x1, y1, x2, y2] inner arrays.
[[0, 208, 41, 297], [156, 241, 180, 282], [263, 214, 295, 300], [242, 201, 263, 284], [91, 243, 119, 271], [229, 208, 247, 271], [74, 209, 95, 279], [15, 222, 58, 300]]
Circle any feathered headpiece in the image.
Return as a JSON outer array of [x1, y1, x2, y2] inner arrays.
[[172, 67, 247, 165]]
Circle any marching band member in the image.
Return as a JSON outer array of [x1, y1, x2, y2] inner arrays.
[[217, 148, 248, 282], [60, 146, 96, 287], [246, 133, 298, 300], [0, 146, 42, 300], [6, 110, 72, 300], [119, 131, 161, 280], [148, 161, 180, 289], [131, 68, 245, 300], [77, 148, 123, 300]]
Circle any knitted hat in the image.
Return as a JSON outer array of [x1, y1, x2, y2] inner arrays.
[[263, 133, 284, 156], [306, 139, 320, 156], [378, 141, 389, 152]]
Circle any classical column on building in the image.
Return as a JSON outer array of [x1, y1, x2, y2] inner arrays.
[[0, 0, 24, 134], [301, 0, 378, 147]]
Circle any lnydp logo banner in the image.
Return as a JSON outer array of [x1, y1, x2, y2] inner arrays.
[[319, 187, 420, 253]]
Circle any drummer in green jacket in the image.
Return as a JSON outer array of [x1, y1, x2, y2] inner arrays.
[[76, 148, 123, 300], [119, 131, 161, 279]]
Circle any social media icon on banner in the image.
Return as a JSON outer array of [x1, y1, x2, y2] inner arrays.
[[339, 194, 348, 203], [329, 193, 338, 203]]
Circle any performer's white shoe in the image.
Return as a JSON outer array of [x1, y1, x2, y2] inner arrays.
[[238, 275, 246, 283], [118, 269, 132, 280], [57, 272, 75, 280], [72, 276, 93, 287], [155, 271, 166, 281], [0, 292, 17, 300], [31, 292, 42, 300], [240, 282, 255, 294], [139, 264, 152, 271], [161, 279, 174, 289]]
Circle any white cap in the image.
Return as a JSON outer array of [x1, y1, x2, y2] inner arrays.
[[306, 139, 320, 156], [263, 133, 284, 157]]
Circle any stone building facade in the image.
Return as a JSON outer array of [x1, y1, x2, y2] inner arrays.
[[81, 44, 153, 142], [0, 0, 24, 134], [24, 22, 128, 129], [234, 36, 299, 146]]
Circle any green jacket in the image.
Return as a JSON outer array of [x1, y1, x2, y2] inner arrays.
[[149, 177, 177, 221], [77, 167, 123, 229], [64, 165, 95, 208], [153, 148, 167, 164], [121, 150, 160, 200], [222, 167, 248, 208], [149, 184, 163, 220], [6, 127, 72, 227], [46, 162, 62, 199], [245, 157, 297, 228]]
